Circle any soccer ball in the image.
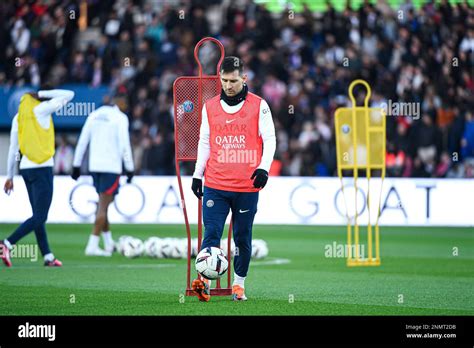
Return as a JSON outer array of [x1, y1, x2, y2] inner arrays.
[[144, 237, 163, 258], [174, 238, 188, 259], [160, 238, 186, 259], [190, 238, 199, 258], [220, 238, 236, 257], [195, 247, 228, 280], [120, 237, 144, 258], [116, 235, 134, 254], [160, 238, 175, 258], [252, 239, 269, 259]]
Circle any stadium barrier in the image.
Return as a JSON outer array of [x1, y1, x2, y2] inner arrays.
[[0, 176, 472, 226]]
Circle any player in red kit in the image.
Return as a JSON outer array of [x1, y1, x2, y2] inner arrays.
[[191, 56, 276, 301]]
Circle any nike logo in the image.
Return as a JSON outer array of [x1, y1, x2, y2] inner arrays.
[[239, 209, 250, 213], [226, 119, 236, 124]]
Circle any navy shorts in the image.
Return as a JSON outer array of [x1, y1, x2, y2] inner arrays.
[[91, 172, 120, 195]]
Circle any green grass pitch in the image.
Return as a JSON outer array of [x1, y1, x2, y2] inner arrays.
[[0, 224, 472, 315]]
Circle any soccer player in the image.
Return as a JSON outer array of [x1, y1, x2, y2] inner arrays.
[[1, 88, 75, 267], [71, 100, 134, 256], [191, 56, 276, 301]]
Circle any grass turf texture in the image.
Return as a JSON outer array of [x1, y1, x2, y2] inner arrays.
[[0, 224, 472, 315]]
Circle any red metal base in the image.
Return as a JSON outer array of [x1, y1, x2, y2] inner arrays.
[[186, 288, 232, 296]]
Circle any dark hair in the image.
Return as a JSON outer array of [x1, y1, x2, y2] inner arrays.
[[39, 82, 54, 91], [220, 56, 243, 75]]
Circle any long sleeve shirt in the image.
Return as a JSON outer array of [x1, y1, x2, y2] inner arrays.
[[73, 105, 134, 174], [6, 89, 75, 179], [193, 98, 276, 179]]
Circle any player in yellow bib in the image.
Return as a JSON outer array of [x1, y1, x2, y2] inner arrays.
[[1, 88, 74, 267]]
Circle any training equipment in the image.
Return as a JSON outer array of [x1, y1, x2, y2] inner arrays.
[[195, 247, 229, 280], [125, 236, 269, 260], [115, 235, 131, 254], [118, 236, 144, 259], [144, 237, 156, 257], [190, 238, 199, 258], [160, 238, 177, 258], [335, 80, 385, 267], [174, 37, 234, 296], [144, 237, 163, 258], [251, 239, 269, 259], [220, 238, 235, 257]]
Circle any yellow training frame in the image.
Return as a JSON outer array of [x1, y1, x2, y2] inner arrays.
[[334, 79, 386, 267]]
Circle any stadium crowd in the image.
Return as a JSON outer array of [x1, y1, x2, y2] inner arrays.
[[0, 0, 473, 178]]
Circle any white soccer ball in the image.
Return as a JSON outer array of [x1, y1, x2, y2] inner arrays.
[[116, 235, 134, 254], [160, 238, 184, 259], [191, 238, 199, 258], [144, 237, 161, 258], [220, 238, 236, 257], [252, 239, 269, 259], [175, 238, 188, 259], [121, 237, 144, 258], [160, 238, 174, 258], [195, 247, 228, 280]]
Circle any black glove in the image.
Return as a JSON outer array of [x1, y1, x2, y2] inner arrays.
[[191, 178, 203, 199], [71, 167, 81, 180], [251, 169, 268, 189], [125, 171, 134, 184]]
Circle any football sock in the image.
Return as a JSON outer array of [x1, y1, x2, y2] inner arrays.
[[87, 235, 100, 250], [233, 273, 246, 288], [102, 231, 114, 249], [44, 253, 54, 262]]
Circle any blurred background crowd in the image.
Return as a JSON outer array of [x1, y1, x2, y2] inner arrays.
[[0, 0, 473, 178]]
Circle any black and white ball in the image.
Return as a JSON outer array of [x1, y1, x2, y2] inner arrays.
[[252, 239, 269, 259], [119, 236, 144, 258], [195, 247, 228, 280], [220, 238, 236, 257], [144, 237, 165, 258]]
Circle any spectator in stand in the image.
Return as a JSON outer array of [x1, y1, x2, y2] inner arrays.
[[461, 112, 474, 160], [0, 0, 472, 178], [54, 135, 74, 175]]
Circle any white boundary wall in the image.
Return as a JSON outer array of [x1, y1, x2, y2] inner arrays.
[[0, 176, 472, 226]]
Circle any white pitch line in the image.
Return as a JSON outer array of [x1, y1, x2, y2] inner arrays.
[[117, 264, 177, 269], [4, 258, 290, 269], [4, 263, 177, 269], [251, 258, 291, 266]]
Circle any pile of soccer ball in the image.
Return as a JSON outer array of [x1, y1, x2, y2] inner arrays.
[[116, 236, 269, 260]]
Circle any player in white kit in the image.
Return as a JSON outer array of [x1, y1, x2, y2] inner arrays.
[[72, 101, 134, 256]]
